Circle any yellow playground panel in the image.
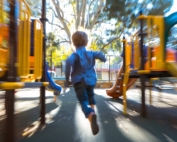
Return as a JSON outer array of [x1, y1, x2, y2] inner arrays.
[[122, 12, 177, 115], [129, 14, 177, 72], [0, 1, 50, 141], [18, 0, 31, 77], [0, 0, 43, 82], [0, 24, 8, 77]]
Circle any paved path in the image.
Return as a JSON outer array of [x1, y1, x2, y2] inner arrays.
[[1, 86, 177, 142]]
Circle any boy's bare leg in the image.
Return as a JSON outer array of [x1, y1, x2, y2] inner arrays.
[[54, 95, 57, 102], [90, 104, 95, 110], [88, 112, 95, 122]]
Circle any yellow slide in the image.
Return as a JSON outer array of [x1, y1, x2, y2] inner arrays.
[[166, 62, 177, 77]]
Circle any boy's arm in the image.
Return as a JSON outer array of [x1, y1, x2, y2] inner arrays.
[[93, 51, 107, 62], [65, 54, 76, 86], [65, 58, 71, 82]]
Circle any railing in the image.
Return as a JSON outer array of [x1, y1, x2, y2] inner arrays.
[[52, 62, 123, 82], [95, 62, 122, 72]]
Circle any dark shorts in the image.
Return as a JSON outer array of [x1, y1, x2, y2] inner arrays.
[[73, 82, 95, 117]]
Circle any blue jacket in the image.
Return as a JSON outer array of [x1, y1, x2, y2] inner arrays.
[[65, 47, 106, 85]]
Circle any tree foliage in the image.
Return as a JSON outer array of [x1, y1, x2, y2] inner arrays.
[[46, 32, 71, 67], [100, 0, 174, 53], [26, 0, 41, 17], [46, 46, 71, 67], [46, 32, 60, 48], [27, 0, 174, 57], [104, 0, 173, 24], [48, 0, 105, 46]]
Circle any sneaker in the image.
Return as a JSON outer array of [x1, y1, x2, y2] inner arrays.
[[91, 114, 99, 135]]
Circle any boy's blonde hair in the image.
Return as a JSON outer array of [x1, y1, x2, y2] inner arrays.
[[72, 31, 88, 47]]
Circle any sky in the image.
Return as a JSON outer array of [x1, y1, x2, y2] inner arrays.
[[166, 0, 177, 16], [46, 0, 177, 48], [46, 1, 177, 32]]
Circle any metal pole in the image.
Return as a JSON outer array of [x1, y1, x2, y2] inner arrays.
[[5, 0, 18, 141], [40, 0, 47, 125], [61, 61, 62, 77], [123, 36, 125, 73], [109, 56, 110, 82], [51, 49, 53, 77], [139, 11, 146, 117]]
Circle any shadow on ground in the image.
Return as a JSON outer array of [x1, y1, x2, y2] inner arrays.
[[1, 87, 177, 142]]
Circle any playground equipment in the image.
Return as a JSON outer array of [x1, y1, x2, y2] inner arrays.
[[0, 1, 62, 90], [106, 11, 177, 117], [0, 1, 42, 81], [45, 63, 62, 93], [0, 0, 62, 142], [106, 62, 137, 98], [106, 44, 177, 98]]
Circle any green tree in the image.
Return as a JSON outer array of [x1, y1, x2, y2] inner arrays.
[[46, 46, 71, 67], [48, 0, 105, 47], [90, 0, 174, 64], [46, 32, 71, 67], [26, 0, 174, 55], [26, 0, 41, 17], [46, 32, 60, 48], [97, 0, 174, 53], [104, 0, 173, 24]]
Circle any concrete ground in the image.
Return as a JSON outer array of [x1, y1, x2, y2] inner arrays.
[[0, 85, 177, 142]]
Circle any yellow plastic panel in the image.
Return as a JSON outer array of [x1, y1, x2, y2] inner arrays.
[[133, 37, 140, 69], [0, 0, 4, 23], [166, 62, 177, 77], [0, 24, 8, 77], [137, 70, 151, 74], [0, 0, 9, 24], [0, 1, 9, 77], [17, 0, 31, 77], [125, 44, 131, 73], [152, 16, 165, 70], [34, 20, 43, 80], [0, 48, 8, 77]]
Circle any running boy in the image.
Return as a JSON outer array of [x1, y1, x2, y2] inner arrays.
[[65, 31, 106, 135]]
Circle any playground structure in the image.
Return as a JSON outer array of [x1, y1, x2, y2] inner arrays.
[[106, 11, 177, 116], [1, 0, 177, 141], [0, 0, 62, 142]]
